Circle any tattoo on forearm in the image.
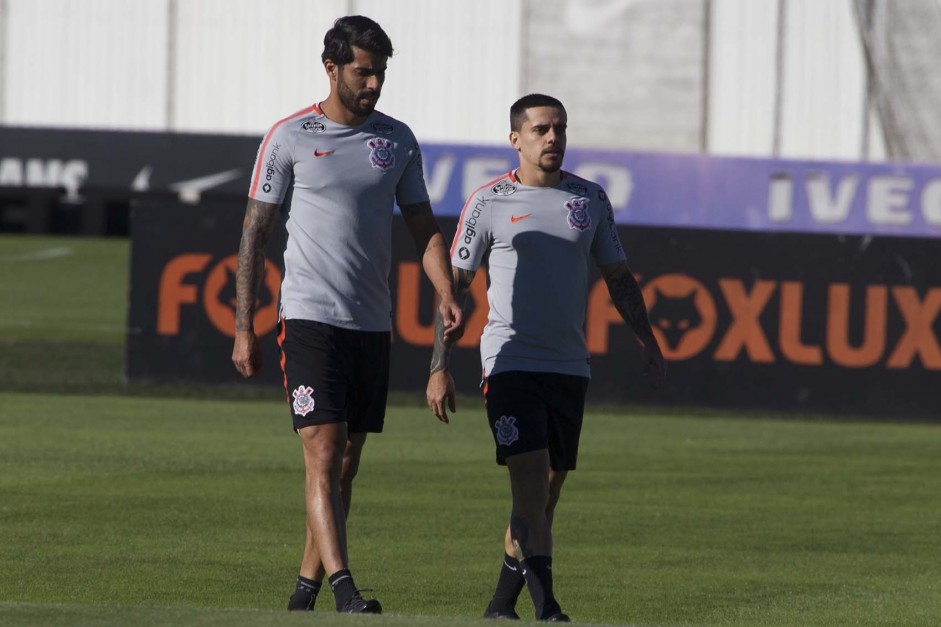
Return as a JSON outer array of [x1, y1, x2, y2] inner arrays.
[[429, 314, 451, 374], [234, 200, 279, 332], [425, 238, 446, 254], [605, 267, 657, 345], [429, 268, 474, 373]]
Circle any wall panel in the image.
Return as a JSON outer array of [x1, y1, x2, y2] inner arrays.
[[707, 0, 779, 156], [779, 0, 867, 160], [3, 0, 168, 129], [351, 0, 522, 145], [172, 0, 344, 134]]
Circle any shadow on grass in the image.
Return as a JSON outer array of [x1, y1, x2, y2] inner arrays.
[[2, 339, 931, 425], [0, 340, 276, 401]]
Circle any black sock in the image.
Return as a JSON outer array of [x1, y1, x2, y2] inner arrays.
[[487, 553, 526, 613], [328, 568, 358, 611], [287, 575, 321, 611], [520, 555, 562, 619]]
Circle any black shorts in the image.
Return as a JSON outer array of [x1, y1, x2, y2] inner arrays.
[[483, 370, 589, 471], [278, 318, 390, 433]]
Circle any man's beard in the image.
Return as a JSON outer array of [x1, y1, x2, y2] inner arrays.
[[540, 152, 564, 173], [338, 77, 379, 117]]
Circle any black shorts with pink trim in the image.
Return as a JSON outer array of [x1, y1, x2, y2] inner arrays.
[[278, 318, 390, 433]]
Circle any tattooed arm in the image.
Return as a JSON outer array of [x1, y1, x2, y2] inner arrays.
[[599, 260, 667, 388], [426, 266, 476, 423], [401, 201, 463, 343], [231, 198, 280, 378]]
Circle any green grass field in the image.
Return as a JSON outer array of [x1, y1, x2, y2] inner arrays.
[[1, 235, 940, 626]]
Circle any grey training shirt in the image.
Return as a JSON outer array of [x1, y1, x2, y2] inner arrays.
[[451, 171, 626, 378], [249, 103, 429, 331]]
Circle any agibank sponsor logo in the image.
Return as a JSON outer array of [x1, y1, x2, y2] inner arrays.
[[262, 143, 281, 193], [462, 198, 486, 245]]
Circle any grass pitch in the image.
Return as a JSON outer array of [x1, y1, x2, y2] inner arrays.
[[1, 235, 940, 626]]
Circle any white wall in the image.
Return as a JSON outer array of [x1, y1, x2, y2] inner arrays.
[[172, 0, 344, 134], [352, 0, 522, 146], [707, 0, 885, 161], [0, 0, 889, 160], [707, 0, 779, 155], [778, 0, 870, 160], [0, 0, 522, 143], [2, 0, 169, 129]]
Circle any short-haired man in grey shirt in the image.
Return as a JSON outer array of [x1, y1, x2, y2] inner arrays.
[[233, 15, 462, 615], [426, 94, 666, 622]]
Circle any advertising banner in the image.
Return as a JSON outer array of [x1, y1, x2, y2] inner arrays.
[[421, 145, 941, 239], [4, 125, 941, 238], [128, 202, 941, 419], [126, 200, 286, 385]]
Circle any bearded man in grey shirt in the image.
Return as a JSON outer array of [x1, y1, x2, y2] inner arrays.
[[233, 15, 462, 615], [426, 94, 666, 622]]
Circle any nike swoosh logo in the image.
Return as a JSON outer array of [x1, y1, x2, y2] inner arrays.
[[504, 561, 519, 572], [510, 213, 533, 223], [131, 167, 243, 197], [131, 166, 152, 191], [169, 169, 243, 202], [314, 150, 335, 157]]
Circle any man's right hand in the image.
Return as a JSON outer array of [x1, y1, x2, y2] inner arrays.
[[232, 330, 262, 378]]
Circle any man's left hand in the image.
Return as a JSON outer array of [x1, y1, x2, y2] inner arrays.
[[427, 370, 457, 424]]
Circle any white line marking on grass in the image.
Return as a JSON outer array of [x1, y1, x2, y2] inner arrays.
[[0, 246, 74, 262]]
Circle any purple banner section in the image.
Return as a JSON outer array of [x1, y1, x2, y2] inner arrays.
[[3, 125, 940, 238], [420, 143, 941, 239]]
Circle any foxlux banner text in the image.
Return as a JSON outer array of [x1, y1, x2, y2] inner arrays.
[[128, 202, 941, 419]]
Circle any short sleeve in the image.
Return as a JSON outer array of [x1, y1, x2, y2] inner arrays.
[[590, 187, 627, 265], [395, 137, 430, 207], [248, 122, 294, 204], [451, 193, 491, 271]]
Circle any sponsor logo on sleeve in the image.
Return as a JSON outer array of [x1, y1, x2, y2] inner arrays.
[[605, 202, 622, 254], [262, 142, 281, 194], [458, 247, 470, 260], [367, 137, 396, 171], [462, 198, 486, 245], [491, 180, 517, 196], [565, 196, 592, 231]]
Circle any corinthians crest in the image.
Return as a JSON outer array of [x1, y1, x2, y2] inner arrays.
[[292, 385, 316, 416], [494, 415, 520, 446], [367, 137, 395, 170], [565, 197, 592, 231]]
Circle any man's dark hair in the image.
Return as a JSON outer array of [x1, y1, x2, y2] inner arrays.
[[510, 94, 566, 131], [322, 15, 394, 65]]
